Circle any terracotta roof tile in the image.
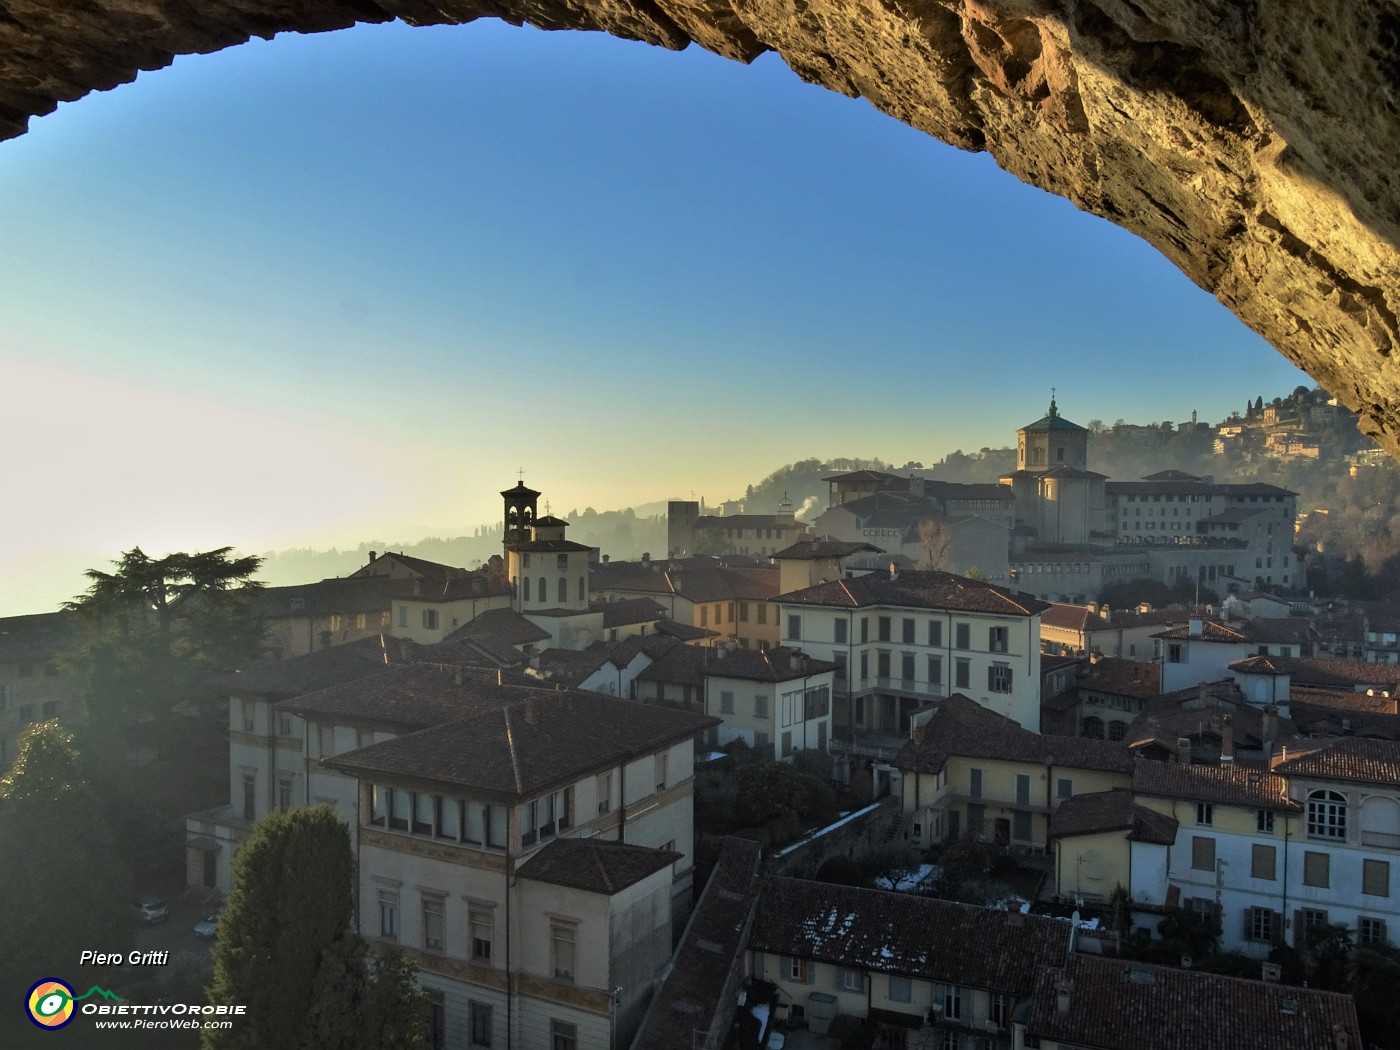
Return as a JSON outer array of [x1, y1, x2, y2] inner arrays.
[[772, 538, 885, 560], [1026, 955, 1361, 1050], [445, 608, 551, 646], [1132, 761, 1297, 811], [1272, 736, 1400, 786], [702, 646, 838, 683], [322, 680, 718, 798], [1048, 789, 1178, 845], [751, 877, 1070, 996], [632, 838, 762, 1050], [517, 839, 680, 895], [776, 569, 1050, 617]]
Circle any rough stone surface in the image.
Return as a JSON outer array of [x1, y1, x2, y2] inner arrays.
[[1, 1, 1397, 451]]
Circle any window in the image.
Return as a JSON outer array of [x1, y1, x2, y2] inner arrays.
[[878, 616, 891, 642], [1363, 859, 1390, 897], [928, 621, 942, 647], [1057, 778, 1073, 800], [1247, 907, 1277, 943], [1108, 720, 1127, 741], [757, 603, 768, 625], [738, 602, 749, 623], [755, 694, 769, 719], [557, 553, 569, 571], [558, 577, 568, 603], [876, 651, 891, 679], [927, 655, 942, 685], [522, 553, 532, 568], [551, 1020, 577, 1050], [1196, 802, 1214, 826], [700, 605, 707, 628], [1301, 908, 1329, 931], [834, 618, 847, 644], [469, 1001, 493, 1047], [888, 975, 911, 1003], [242, 774, 256, 823], [428, 991, 446, 1050], [1191, 836, 1216, 871], [277, 713, 292, 736], [422, 895, 445, 952], [1251, 844, 1276, 880], [1358, 917, 1389, 947], [278, 777, 292, 811], [955, 623, 970, 650], [551, 922, 578, 981], [989, 993, 1006, 1028], [787, 615, 801, 641], [397, 605, 408, 627], [538, 578, 547, 603], [988, 626, 1008, 653], [40, 700, 57, 718], [1303, 850, 1330, 888], [0, 684, 6, 711], [901, 652, 915, 681], [1167, 643, 1183, 663], [241, 700, 256, 733], [988, 663, 1012, 693], [435, 797, 459, 841], [356, 612, 367, 631], [378, 890, 399, 939], [719, 690, 734, 714], [902, 618, 915, 644], [1307, 790, 1347, 839], [939, 984, 962, 1020], [414, 791, 433, 835], [841, 968, 862, 992], [1257, 809, 1275, 834], [787, 957, 808, 982], [470, 907, 494, 964], [954, 658, 970, 690], [969, 768, 983, 800], [597, 771, 612, 815], [655, 751, 668, 792]]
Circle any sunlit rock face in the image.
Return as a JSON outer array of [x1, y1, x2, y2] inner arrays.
[[1, 0, 1396, 450]]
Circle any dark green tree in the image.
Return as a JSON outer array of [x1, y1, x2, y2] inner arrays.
[[301, 938, 429, 1050], [64, 546, 266, 733], [735, 761, 808, 827], [205, 806, 355, 1050], [0, 722, 131, 987]]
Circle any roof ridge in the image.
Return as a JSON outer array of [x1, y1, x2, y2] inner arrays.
[[591, 843, 613, 892]]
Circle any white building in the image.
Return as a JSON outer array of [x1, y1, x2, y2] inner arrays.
[[701, 645, 837, 758], [319, 677, 717, 1050], [775, 568, 1048, 759], [1274, 737, 1400, 951]]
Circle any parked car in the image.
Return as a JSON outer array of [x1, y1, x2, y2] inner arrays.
[[133, 898, 168, 924], [192, 912, 219, 939]]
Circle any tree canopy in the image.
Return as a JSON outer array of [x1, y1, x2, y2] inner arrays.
[[205, 806, 427, 1050], [64, 546, 265, 731], [0, 722, 130, 987]]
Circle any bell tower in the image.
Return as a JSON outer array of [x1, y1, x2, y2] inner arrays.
[[501, 478, 541, 556]]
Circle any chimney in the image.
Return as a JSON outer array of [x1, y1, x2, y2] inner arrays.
[[642, 552, 651, 566], [1189, 617, 1204, 638], [1054, 976, 1072, 1015], [368, 550, 378, 563], [1101, 605, 1112, 623], [1176, 736, 1193, 765], [1220, 715, 1235, 764], [602, 554, 610, 563], [1089, 648, 1103, 665], [889, 561, 898, 582], [1334, 1024, 1352, 1050]]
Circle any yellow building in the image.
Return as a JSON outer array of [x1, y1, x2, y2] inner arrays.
[[894, 695, 1136, 851]]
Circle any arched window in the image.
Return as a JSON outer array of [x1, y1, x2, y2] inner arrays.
[[1082, 716, 1105, 739], [538, 578, 548, 604], [1360, 796, 1400, 849], [1307, 789, 1347, 839], [558, 577, 568, 603], [522, 577, 530, 602], [1108, 720, 1127, 741]]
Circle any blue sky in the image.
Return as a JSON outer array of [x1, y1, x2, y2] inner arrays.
[[0, 18, 1309, 614]]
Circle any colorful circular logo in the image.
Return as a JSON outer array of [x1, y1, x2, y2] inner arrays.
[[27, 979, 76, 1030]]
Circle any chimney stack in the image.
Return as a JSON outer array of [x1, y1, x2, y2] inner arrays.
[[1220, 715, 1235, 764], [1189, 617, 1204, 638], [368, 550, 378, 563], [1176, 736, 1193, 765], [1262, 704, 1278, 756], [1054, 976, 1072, 1015]]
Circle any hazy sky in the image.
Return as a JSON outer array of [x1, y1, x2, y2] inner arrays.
[[0, 18, 1309, 615]]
